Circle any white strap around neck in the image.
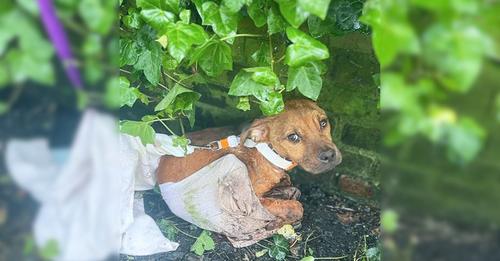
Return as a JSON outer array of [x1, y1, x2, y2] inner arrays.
[[212, 135, 296, 171]]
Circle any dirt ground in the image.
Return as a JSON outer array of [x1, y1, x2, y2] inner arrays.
[[121, 184, 380, 261]]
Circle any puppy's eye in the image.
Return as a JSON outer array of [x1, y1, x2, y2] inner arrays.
[[287, 133, 301, 143], [320, 119, 328, 129]]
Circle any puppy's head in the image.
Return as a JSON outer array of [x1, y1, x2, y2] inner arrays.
[[241, 99, 341, 174]]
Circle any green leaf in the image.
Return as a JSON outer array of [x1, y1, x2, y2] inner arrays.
[[158, 219, 178, 241], [162, 53, 179, 70], [229, 71, 270, 97], [173, 135, 190, 152], [137, 0, 179, 14], [40, 239, 60, 260], [155, 84, 201, 114], [78, 0, 114, 34], [165, 22, 208, 63], [133, 43, 162, 85], [247, 0, 267, 27], [258, 91, 284, 116], [190, 40, 233, 77], [372, 22, 419, 68], [285, 27, 329, 67], [300, 256, 315, 261], [251, 42, 272, 66], [287, 62, 323, 100], [123, 11, 142, 29], [446, 117, 485, 163], [236, 97, 251, 111], [268, 234, 289, 260], [191, 230, 215, 256], [255, 249, 268, 257], [298, 0, 331, 19], [140, 9, 175, 31], [275, 0, 309, 28], [196, 1, 239, 40], [120, 120, 156, 145], [381, 210, 398, 233], [222, 0, 249, 13], [83, 34, 101, 56], [422, 23, 485, 92], [244, 67, 279, 86], [119, 76, 140, 107], [267, 4, 288, 34], [120, 39, 139, 66], [179, 9, 191, 23]]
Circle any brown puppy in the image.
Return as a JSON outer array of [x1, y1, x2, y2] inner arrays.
[[157, 99, 342, 229]]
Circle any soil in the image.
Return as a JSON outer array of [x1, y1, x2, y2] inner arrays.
[[120, 184, 380, 261]]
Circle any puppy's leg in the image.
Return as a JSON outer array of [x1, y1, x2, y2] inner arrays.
[[263, 186, 301, 200], [260, 198, 303, 230]]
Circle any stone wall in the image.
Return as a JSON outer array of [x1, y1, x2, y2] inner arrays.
[[291, 32, 381, 200]]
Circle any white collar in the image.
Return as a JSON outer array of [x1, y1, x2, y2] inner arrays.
[[210, 135, 296, 171]]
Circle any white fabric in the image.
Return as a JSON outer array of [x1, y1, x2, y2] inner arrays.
[[5, 110, 184, 260], [160, 154, 278, 247]]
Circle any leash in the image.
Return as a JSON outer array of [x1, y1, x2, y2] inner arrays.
[[196, 135, 297, 171]]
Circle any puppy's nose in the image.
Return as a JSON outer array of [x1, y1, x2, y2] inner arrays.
[[318, 149, 335, 163]]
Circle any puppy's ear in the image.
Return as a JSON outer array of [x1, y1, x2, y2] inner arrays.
[[239, 119, 270, 145]]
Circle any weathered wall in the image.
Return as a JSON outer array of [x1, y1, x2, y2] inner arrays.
[[291, 32, 381, 200]]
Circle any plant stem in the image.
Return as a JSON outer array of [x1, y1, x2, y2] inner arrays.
[[268, 34, 274, 71], [152, 118, 176, 136], [314, 256, 348, 260], [220, 33, 263, 41], [179, 118, 185, 136], [163, 72, 187, 88], [172, 224, 197, 239]]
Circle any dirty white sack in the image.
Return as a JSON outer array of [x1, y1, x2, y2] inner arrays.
[[160, 154, 278, 247]]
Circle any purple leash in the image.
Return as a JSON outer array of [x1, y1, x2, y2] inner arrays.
[[37, 0, 83, 89]]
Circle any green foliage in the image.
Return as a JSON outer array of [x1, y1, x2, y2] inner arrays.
[[120, 120, 156, 145], [362, 0, 496, 164], [119, 0, 334, 144], [190, 230, 215, 256], [158, 219, 178, 241], [381, 209, 398, 234], [40, 239, 60, 260], [268, 234, 290, 260]]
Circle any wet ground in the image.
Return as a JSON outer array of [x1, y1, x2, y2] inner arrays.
[[121, 184, 380, 261]]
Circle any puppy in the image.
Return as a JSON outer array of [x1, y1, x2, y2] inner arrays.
[[157, 99, 341, 229]]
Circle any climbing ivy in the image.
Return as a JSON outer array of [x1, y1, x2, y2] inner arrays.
[[118, 0, 333, 145]]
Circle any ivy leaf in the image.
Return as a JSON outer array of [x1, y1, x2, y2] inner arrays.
[[155, 84, 201, 114], [140, 9, 175, 31], [244, 67, 279, 86], [285, 27, 329, 67], [196, 1, 239, 40], [236, 97, 251, 111], [228, 71, 270, 97], [158, 219, 178, 241], [118, 76, 139, 107], [164, 22, 208, 63], [191, 230, 215, 256], [179, 9, 191, 23], [133, 42, 162, 85], [298, 0, 331, 20], [300, 256, 315, 261], [78, 0, 115, 34], [247, 0, 267, 27], [267, 4, 288, 34], [173, 135, 190, 152], [40, 239, 60, 260], [119, 39, 139, 66], [222, 0, 249, 13], [275, 0, 309, 28], [268, 234, 289, 260], [120, 120, 156, 145], [123, 11, 142, 29], [251, 42, 272, 66], [190, 39, 232, 77], [258, 91, 285, 116], [136, 0, 179, 14], [287, 62, 323, 100]]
